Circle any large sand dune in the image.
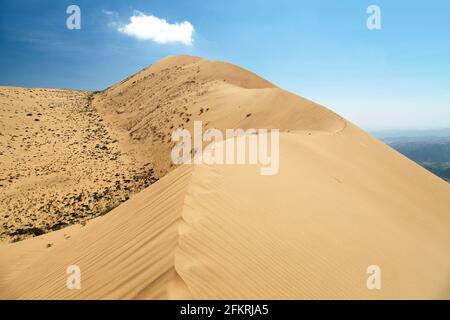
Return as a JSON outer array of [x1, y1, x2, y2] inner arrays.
[[93, 55, 345, 176], [0, 56, 449, 299]]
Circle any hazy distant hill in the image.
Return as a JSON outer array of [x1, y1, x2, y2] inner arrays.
[[373, 128, 450, 182], [372, 128, 450, 144]]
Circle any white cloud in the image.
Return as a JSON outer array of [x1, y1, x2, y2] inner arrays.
[[118, 12, 194, 45], [102, 9, 119, 17]]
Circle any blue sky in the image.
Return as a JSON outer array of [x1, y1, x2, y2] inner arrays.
[[0, 0, 449, 131]]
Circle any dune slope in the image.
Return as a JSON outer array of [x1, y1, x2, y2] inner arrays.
[[1, 55, 449, 299], [0, 87, 158, 242], [2, 128, 450, 299]]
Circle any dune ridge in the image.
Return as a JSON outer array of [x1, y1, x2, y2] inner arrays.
[[1, 55, 449, 299], [0, 165, 194, 299]]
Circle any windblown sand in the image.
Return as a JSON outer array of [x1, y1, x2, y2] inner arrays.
[[0, 56, 449, 299]]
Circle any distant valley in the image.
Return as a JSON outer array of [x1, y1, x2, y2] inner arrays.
[[373, 128, 450, 182]]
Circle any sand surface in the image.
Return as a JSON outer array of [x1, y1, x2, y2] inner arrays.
[[0, 87, 158, 242], [0, 56, 449, 299]]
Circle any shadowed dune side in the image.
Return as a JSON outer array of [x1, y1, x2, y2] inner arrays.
[[177, 128, 450, 299], [1, 125, 449, 299]]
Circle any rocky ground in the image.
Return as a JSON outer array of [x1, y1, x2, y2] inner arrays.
[[0, 87, 158, 242]]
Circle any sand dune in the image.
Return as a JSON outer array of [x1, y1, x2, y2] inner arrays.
[[93, 55, 345, 176], [1, 56, 449, 299]]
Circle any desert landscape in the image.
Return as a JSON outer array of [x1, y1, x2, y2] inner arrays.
[[0, 55, 449, 299]]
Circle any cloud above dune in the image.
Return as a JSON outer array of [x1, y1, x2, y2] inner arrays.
[[118, 12, 194, 45]]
